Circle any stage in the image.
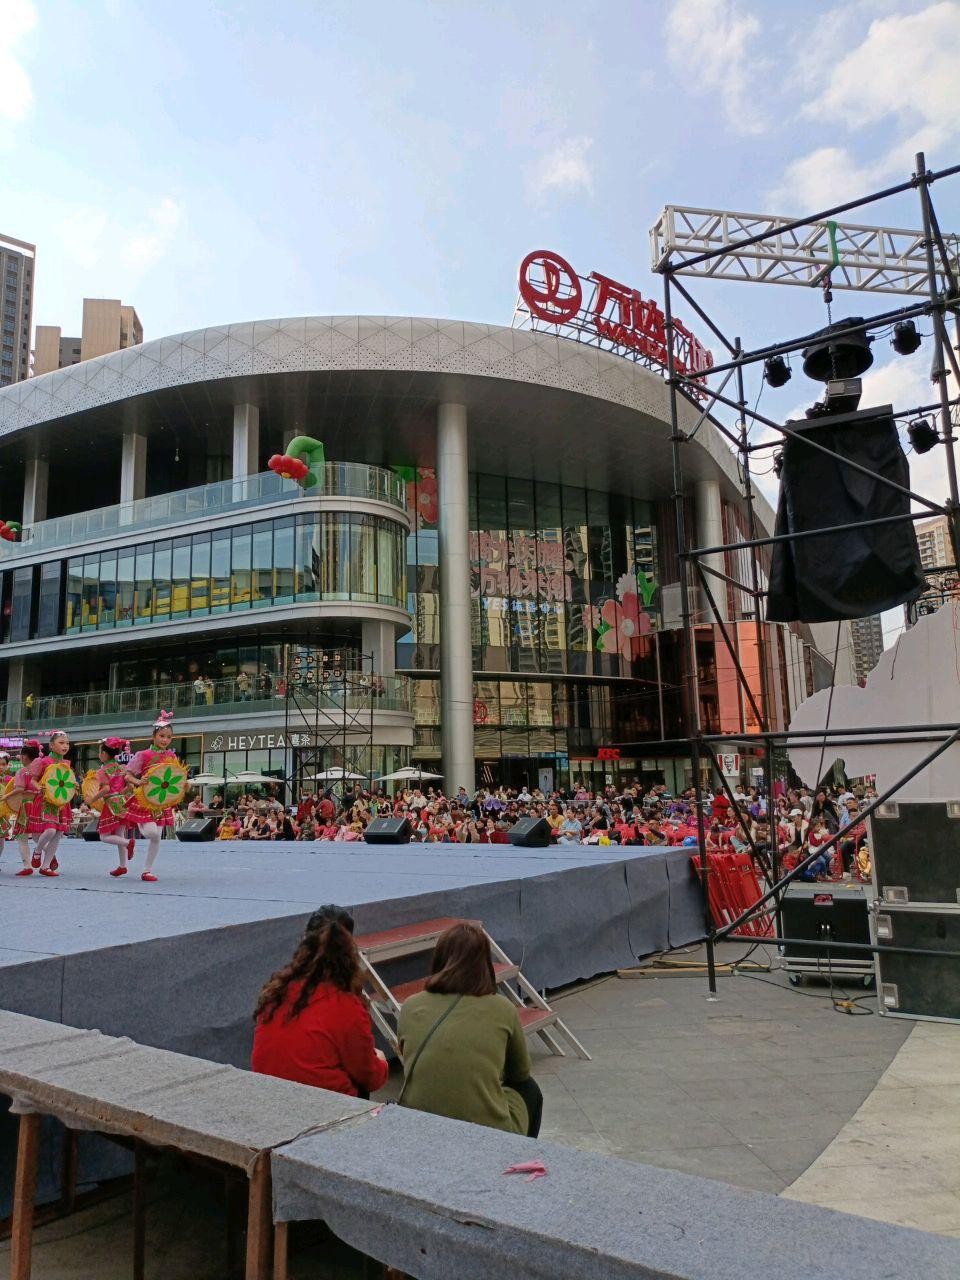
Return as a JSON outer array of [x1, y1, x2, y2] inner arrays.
[[0, 839, 702, 1065]]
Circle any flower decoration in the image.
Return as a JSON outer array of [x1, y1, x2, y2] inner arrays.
[[0, 520, 22, 542], [45, 763, 77, 806], [589, 573, 657, 662], [268, 453, 310, 483], [144, 763, 187, 809]]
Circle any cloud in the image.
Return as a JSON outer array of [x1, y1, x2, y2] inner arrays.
[[121, 199, 184, 271], [531, 136, 594, 197], [774, 2, 960, 208], [665, 0, 765, 134], [0, 0, 37, 124]]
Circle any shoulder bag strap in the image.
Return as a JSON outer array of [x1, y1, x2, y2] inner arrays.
[[398, 995, 462, 1105]]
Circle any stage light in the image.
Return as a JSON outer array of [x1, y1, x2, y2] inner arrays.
[[907, 417, 939, 453], [892, 320, 922, 355], [802, 317, 873, 382], [763, 356, 791, 388]]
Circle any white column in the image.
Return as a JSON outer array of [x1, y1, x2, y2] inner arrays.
[[22, 458, 48, 525], [120, 432, 147, 506], [362, 619, 396, 677], [695, 478, 728, 622], [437, 403, 475, 794], [233, 403, 260, 478], [6, 658, 40, 713]]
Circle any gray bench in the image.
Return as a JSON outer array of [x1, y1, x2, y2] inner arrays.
[[272, 1102, 960, 1280], [0, 1010, 373, 1279]]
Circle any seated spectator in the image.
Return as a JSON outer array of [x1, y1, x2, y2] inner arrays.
[[216, 810, 242, 840], [297, 817, 318, 841], [557, 807, 583, 844], [397, 922, 542, 1137], [252, 904, 388, 1097]]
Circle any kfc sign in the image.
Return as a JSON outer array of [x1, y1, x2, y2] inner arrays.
[[597, 747, 621, 762], [517, 249, 712, 380]]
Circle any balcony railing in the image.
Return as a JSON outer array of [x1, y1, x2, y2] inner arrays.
[[1, 673, 411, 732], [0, 463, 407, 559]]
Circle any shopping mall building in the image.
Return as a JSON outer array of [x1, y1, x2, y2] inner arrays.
[[0, 310, 846, 794]]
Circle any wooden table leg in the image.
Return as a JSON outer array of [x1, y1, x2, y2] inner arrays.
[[272, 1220, 288, 1280], [244, 1153, 273, 1280], [59, 1128, 79, 1215], [10, 1112, 41, 1280], [132, 1140, 147, 1280]]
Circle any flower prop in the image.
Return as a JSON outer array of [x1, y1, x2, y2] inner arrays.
[[138, 758, 189, 812], [41, 762, 78, 808], [267, 435, 325, 489], [0, 520, 22, 542]]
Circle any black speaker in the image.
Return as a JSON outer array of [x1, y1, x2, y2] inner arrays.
[[177, 818, 217, 842], [873, 907, 960, 1022], [868, 801, 960, 905], [364, 816, 411, 845], [767, 405, 925, 622], [81, 819, 100, 842], [508, 816, 552, 848], [778, 883, 872, 983]]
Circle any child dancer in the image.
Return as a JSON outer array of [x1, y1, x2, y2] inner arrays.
[[91, 737, 133, 877], [0, 750, 13, 871], [122, 711, 179, 882], [5, 741, 43, 875], [30, 730, 74, 876]]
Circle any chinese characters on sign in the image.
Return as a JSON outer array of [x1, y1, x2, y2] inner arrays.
[[469, 532, 570, 603], [516, 249, 713, 381]]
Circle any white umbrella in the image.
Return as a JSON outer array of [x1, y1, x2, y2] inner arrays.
[[377, 766, 444, 782], [233, 771, 281, 785], [190, 772, 235, 785], [312, 768, 366, 781]]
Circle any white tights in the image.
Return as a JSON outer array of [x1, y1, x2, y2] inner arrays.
[[101, 832, 129, 867], [16, 835, 32, 868], [38, 829, 61, 870], [139, 822, 162, 873]]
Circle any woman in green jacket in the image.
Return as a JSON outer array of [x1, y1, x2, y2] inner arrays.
[[397, 922, 543, 1137]]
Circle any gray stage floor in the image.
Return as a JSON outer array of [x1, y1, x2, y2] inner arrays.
[[0, 839, 703, 1062]]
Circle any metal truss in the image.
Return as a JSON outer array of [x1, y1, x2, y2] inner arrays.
[[650, 204, 960, 296], [283, 645, 375, 800], [647, 153, 960, 995]]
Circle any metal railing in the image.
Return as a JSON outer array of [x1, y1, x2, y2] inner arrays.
[[2, 673, 411, 731], [0, 463, 407, 559]]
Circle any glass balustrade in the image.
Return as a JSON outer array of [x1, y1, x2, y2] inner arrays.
[[1, 673, 411, 732], [0, 464, 407, 560]]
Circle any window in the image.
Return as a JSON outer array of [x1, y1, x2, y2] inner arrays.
[[171, 537, 191, 618], [10, 567, 33, 642], [210, 529, 231, 613], [36, 561, 62, 638]]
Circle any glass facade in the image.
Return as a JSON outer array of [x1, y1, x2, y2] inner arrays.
[[398, 470, 660, 677], [0, 512, 406, 642]]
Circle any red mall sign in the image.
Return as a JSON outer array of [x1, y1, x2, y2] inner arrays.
[[597, 747, 622, 762], [518, 249, 713, 380]]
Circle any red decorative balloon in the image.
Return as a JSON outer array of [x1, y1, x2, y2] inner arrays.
[[268, 453, 309, 482]]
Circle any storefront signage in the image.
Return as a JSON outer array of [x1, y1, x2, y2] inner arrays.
[[204, 730, 313, 752], [518, 249, 713, 380], [719, 752, 741, 777], [597, 747, 621, 762], [0, 736, 24, 750]]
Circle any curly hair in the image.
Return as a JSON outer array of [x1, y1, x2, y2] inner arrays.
[[254, 906, 362, 1023]]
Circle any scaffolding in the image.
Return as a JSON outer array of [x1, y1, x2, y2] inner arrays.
[[283, 644, 376, 801], [648, 152, 960, 992]]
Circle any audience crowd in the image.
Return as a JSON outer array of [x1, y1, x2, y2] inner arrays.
[[182, 776, 875, 880]]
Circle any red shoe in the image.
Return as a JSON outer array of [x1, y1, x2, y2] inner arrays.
[[15, 867, 34, 877], [31, 852, 40, 868], [140, 872, 158, 882], [50, 856, 59, 871], [39, 867, 59, 877], [110, 866, 128, 878], [126, 839, 136, 861]]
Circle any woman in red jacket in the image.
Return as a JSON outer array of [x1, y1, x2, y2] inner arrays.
[[252, 905, 388, 1098]]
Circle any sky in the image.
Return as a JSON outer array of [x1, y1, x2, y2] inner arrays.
[[4, 0, 960, 646]]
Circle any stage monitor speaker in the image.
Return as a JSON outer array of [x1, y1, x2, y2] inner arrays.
[[766, 405, 925, 622], [177, 817, 217, 842], [81, 819, 100, 842], [867, 801, 960, 906], [364, 816, 411, 845], [509, 816, 552, 848], [873, 906, 960, 1023], [778, 883, 870, 962]]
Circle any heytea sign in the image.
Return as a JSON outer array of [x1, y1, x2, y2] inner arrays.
[[518, 250, 713, 380], [205, 730, 312, 752]]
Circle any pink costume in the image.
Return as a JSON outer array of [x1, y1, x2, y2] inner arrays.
[[10, 766, 38, 838], [26, 754, 72, 834], [96, 761, 130, 836], [123, 748, 177, 829]]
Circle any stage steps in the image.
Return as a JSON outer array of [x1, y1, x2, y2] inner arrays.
[[355, 916, 591, 1061]]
